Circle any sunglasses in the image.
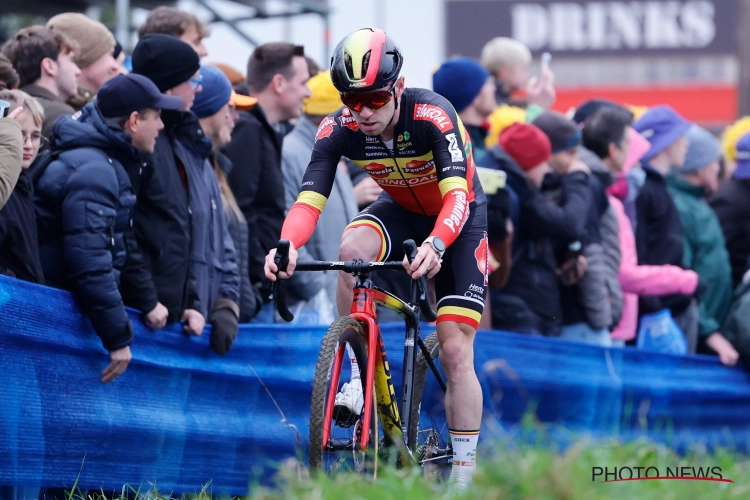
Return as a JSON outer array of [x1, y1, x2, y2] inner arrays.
[[340, 88, 394, 112]]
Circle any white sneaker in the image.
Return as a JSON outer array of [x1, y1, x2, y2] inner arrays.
[[334, 378, 364, 415]]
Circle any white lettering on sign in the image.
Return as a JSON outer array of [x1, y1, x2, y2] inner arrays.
[[511, 1, 715, 52]]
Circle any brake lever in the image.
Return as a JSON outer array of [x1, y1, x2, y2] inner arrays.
[[403, 240, 438, 322], [272, 240, 294, 322]]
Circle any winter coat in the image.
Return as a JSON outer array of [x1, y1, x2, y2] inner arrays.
[[217, 153, 260, 323], [126, 110, 203, 322], [709, 178, 750, 288], [608, 195, 698, 341], [169, 124, 239, 319], [0, 118, 22, 210], [281, 117, 358, 316], [21, 84, 76, 139], [0, 165, 44, 283], [222, 104, 286, 302], [722, 279, 750, 367], [489, 147, 591, 335], [667, 175, 733, 337], [635, 164, 692, 317], [35, 103, 155, 351]]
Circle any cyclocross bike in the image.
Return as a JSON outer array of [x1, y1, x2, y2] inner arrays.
[[272, 239, 452, 476]]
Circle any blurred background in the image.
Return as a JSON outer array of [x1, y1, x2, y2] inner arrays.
[[0, 0, 745, 127]]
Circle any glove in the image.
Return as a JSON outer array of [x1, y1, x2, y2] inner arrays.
[[209, 307, 239, 355]]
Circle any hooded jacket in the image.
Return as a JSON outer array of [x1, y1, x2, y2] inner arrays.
[[35, 103, 156, 351], [709, 178, 750, 288]]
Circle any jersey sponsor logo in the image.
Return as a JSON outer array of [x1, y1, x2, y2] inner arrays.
[[339, 114, 359, 132], [475, 232, 489, 286], [376, 172, 437, 186], [315, 116, 336, 141], [363, 162, 394, 178], [414, 103, 454, 132], [403, 159, 435, 175], [446, 133, 464, 162], [441, 190, 469, 234], [366, 135, 379, 143]]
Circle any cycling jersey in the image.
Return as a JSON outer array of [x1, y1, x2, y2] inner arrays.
[[280, 88, 486, 250]]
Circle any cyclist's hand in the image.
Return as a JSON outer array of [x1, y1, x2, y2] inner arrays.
[[264, 243, 298, 281], [403, 243, 441, 280]]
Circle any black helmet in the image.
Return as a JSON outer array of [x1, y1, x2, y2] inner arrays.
[[330, 27, 403, 93]]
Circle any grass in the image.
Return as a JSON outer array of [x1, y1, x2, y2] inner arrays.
[[65, 437, 750, 500]]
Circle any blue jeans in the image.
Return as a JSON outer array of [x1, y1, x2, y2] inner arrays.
[[560, 323, 613, 347], [251, 301, 275, 324]]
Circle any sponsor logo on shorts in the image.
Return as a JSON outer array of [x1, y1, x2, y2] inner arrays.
[[414, 103, 454, 132], [468, 284, 484, 294], [475, 232, 489, 286], [315, 116, 336, 141]]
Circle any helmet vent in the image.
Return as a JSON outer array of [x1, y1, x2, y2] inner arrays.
[[362, 50, 372, 79], [344, 52, 354, 80]]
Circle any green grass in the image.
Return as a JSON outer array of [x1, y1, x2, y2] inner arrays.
[[66, 438, 750, 500]]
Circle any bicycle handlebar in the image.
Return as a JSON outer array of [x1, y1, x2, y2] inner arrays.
[[272, 239, 438, 323]]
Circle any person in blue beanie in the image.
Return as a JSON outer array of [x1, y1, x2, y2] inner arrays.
[[433, 57, 495, 164], [632, 105, 699, 351], [666, 126, 738, 365], [193, 65, 261, 325]]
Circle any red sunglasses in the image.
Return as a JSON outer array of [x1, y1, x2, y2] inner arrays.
[[340, 88, 395, 112]]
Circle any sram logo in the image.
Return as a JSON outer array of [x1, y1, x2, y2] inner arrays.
[[414, 103, 454, 132], [315, 116, 336, 141]]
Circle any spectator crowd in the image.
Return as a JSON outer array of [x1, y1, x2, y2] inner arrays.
[[2, 7, 750, 389]]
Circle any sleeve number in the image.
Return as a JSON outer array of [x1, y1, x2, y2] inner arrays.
[[446, 133, 464, 162]]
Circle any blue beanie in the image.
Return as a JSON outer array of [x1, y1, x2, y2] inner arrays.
[[673, 125, 721, 174], [633, 105, 691, 161], [191, 65, 232, 119], [433, 57, 489, 113]]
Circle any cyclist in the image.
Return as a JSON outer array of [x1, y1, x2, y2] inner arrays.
[[264, 27, 487, 487]]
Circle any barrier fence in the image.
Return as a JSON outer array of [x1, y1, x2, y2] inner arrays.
[[1, 276, 749, 495]]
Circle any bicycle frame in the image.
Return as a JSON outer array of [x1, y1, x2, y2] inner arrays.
[[320, 275, 448, 457]]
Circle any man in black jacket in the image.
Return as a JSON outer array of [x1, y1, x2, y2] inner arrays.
[[222, 42, 311, 322], [35, 73, 182, 383]]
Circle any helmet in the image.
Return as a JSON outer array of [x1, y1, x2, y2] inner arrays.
[[330, 27, 403, 93]]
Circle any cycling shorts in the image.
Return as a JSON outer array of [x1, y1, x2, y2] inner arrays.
[[345, 194, 488, 329]]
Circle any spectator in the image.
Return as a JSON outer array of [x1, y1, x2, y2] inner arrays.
[[0, 90, 43, 284], [113, 41, 128, 76], [432, 57, 495, 164], [281, 71, 358, 323], [2, 26, 80, 138], [0, 53, 19, 90], [222, 42, 311, 322], [582, 107, 699, 346], [719, 117, 750, 182], [667, 126, 738, 365], [191, 65, 255, 345], [46, 13, 117, 111], [480, 37, 555, 149], [35, 73, 183, 383], [711, 132, 750, 288], [490, 123, 589, 335], [138, 6, 210, 58], [0, 106, 22, 210], [130, 34, 212, 337], [632, 105, 698, 350]]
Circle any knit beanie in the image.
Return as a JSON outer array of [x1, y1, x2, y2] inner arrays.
[[47, 13, 115, 69], [191, 65, 231, 119], [533, 111, 580, 153], [304, 72, 341, 116], [131, 34, 200, 92], [633, 105, 691, 161], [432, 57, 490, 113], [673, 125, 721, 174], [499, 122, 551, 171]]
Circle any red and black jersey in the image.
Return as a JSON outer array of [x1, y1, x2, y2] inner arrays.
[[281, 87, 486, 250]]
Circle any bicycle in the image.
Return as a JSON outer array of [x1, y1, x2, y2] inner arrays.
[[272, 239, 452, 477]]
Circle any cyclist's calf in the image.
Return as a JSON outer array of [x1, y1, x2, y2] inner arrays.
[[436, 321, 483, 431]]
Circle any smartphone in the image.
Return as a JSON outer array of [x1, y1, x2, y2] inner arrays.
[[0, 100, 10, 118]]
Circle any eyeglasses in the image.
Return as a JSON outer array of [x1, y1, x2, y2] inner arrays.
[[188, 73, 203, 90], [21, 131, 45, 145], [340, 87, 395, 112]]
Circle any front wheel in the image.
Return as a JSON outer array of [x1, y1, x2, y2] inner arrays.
[[309, 316, 379, 475]]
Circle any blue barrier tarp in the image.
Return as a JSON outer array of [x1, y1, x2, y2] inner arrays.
[[1, 276, 750, 495]]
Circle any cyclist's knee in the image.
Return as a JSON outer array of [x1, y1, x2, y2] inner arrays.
[[437, 322, 476, 377], [340, 227, 382, 261]]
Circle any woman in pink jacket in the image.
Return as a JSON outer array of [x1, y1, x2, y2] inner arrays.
[[582, 111, 698, 345]]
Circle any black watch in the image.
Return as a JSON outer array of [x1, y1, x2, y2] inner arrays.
[[424, 236, 446, 259]]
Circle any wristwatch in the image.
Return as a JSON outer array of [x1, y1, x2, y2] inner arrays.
[[424, 236, 446, 259]]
